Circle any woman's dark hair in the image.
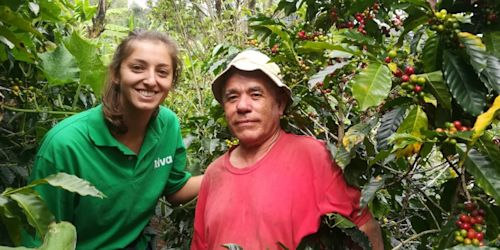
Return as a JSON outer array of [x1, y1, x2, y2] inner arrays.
[[102, 30, 182, 133]]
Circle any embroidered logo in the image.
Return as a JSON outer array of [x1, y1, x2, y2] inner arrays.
[[154, 156, 173, 168]]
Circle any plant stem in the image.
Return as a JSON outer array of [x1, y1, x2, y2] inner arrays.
[[72, 83, 82, 109], [392, 229, 440, 250], [2, 105, 77, 115]]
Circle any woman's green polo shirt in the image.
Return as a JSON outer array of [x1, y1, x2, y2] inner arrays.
[[27, 105, 191, 249]]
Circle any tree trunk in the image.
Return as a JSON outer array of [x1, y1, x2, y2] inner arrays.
[[88, 0, 107, 38], [248, 0, 256, 12], [215, 0, 221, 16]]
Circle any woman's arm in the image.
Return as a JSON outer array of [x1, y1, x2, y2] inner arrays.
[[166, 175, 204, 205]]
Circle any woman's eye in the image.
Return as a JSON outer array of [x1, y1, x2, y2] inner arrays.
[[131, 64, 143, 72], [158, 70, 169, 77]]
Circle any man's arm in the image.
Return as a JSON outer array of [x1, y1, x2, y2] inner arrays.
[[167, 175, 203, 205], [359, 217, 384, 250]]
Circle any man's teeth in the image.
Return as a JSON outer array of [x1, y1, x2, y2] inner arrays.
[[138, 90, 156, 97]]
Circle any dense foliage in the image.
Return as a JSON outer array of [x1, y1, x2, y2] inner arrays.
[[1, 0, 500, 249]]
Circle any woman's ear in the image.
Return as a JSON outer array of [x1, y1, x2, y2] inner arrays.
[[111, 76, 119, 85]]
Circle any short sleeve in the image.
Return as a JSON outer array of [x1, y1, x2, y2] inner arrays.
[[315, 143, 372, 227], [164, 130, 191, 195]]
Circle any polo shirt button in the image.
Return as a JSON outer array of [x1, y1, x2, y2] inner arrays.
[[128, 156, 134, 161]]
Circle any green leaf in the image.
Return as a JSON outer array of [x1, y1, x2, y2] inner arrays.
[[477, 137, 500, 167], [341, 29, 377, 46], [483, 31, 500, 58], [396, 14, 429, 47], [31, 172, 105, 198], [351, 62, 392, 111], [38, 0, 71, 22], [422, 92, 437, 107], [443, 50, 487, 115], [0, 197, 23, 245], [422, 33, 442, 72], [445, 243, 499, 249], [342, 119, 378, 151], [477, 199, 500, 241], [262, 25, 295, 57], [458, 32, 487, 75], [326, 143, 351, 170], [457, 145, 500, 205], [308, 62, 348, 89], [376, 106, 408, 150], [340, 227, 371, 250], [9, 190, 55, 240], [360, 175, 386, 209], [388, 133, 423, 150], [0, 5, 42, 38], [483, 54, 500, 93], [0, 246, 33, 250], [38, 221, 76, 250], [0, 222, 77, 250], [396, 106, 428, 136], [420, 71, 452, 110], [0, 26, 28, 51], [275, 0, 303, 16], [39, 43, 80, 85], [299, 41, 357, 56], [64, 32, 107, 95], [439, 178, 459, 212], [323, 213, 356, 229]]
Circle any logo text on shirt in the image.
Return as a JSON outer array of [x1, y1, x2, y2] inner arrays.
[[154, 156, 172, 168]]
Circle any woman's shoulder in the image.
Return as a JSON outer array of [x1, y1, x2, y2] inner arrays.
[[157, 106, 180, 123], [39, 107, 97, 149]]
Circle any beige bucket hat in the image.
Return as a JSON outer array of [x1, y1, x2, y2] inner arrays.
[[211, 49, 292, 106]]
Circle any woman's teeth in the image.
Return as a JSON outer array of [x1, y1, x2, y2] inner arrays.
[[138, 90, 156, 97]]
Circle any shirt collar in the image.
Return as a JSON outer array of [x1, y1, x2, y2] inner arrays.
[[87, 105, 162, 155]]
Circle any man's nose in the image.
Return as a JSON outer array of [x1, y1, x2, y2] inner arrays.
[[236, 95, 251, 112]]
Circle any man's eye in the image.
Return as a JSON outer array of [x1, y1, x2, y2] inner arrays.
[[251, 92, 262, 98], [225, 95, 238, 102]]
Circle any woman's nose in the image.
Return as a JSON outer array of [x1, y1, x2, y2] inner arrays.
[[143, 69, 156, 85]]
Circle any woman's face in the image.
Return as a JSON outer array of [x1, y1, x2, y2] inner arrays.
[[116, 40, 174, 114]]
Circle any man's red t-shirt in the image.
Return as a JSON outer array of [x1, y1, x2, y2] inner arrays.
[[191, 131, 371, 249]]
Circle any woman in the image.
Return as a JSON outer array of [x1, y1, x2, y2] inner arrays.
[[25, 30, 202, 250]]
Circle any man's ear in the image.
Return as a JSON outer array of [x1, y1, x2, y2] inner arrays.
[[278, 93, 287, 116]]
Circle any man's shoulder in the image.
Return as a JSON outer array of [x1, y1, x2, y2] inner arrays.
[[283, 132, 325, 149], [205, 153, 227, 175]]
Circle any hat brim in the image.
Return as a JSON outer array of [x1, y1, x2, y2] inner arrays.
[[211, 61, 292, 107]]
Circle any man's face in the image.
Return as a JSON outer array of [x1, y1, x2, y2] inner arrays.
[[222, 71, 285, 147]]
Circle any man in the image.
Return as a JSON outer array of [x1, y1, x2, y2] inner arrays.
[[191, 49, 383, 250]]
